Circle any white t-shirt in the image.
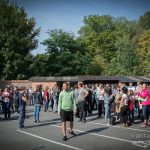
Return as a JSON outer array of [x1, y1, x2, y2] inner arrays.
[[128, 86, 135, 92], [122, 94, 128, 106]]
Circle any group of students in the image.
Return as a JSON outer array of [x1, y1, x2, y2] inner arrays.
[[58, 81, 150, 141], [75, 81, 150, 128], [0, 81, 150, 141], [0, 85, 59, 129]]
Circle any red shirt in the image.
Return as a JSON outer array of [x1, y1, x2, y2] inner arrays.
[[44, 90, 49, 102]]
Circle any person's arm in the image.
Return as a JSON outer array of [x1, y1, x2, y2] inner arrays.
[[72, 92, 77, 113], [138, 90, 149, 99], [40, 92, 43, 105], [22, 93, 28, 102], [120, 95, 124, 103], [58, 92, 62, 115], [83, 89, 88, 99]]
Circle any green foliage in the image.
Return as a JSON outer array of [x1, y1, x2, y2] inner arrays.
[[0, 0, 39, 79], [139, 11, 150, 30], [41, 12, 150, 77], [137, 29, 150, 75], [1, 0, 150, 78]]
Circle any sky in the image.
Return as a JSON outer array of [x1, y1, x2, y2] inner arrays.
[[16, 0, 150, 55]]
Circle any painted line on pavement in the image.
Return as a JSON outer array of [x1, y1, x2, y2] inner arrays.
[[87, 121, 150, 133], [50, 124, 149, 148], [17, 129, 84, 150]]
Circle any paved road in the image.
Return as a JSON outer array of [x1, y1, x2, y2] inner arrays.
[[0, 106, 150, 150]]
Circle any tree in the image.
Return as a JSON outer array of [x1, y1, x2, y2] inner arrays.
[[106, 17, 139, 75], [0, 0, 40, 79], [79, 15, 116, 60], [86, 55, 105, 75], [139, 11, 150, 30], [137, 29, 150, 75], [29, 54, 49, 76], [42, 29, 89, 76]]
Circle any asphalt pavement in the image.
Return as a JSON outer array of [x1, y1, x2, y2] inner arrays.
[[0, 106, 150, 150]]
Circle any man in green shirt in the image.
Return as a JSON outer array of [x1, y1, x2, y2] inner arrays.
[[58, 82, 77, 141]]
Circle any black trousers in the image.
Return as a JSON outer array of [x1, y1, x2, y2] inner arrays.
[[86, 99, 92, 114], [120, 105, 128, 124], [97, 100, 104, 117]]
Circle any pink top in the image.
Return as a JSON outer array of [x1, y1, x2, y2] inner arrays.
[[137, 88, 150, 106]]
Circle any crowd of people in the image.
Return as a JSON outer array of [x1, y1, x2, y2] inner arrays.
[[0, 81, 150, 141]]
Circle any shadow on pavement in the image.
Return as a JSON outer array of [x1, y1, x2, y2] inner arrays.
[[26, 118, 61, 129], [67, 127, 109, 140], [0, 114, 33, 121]]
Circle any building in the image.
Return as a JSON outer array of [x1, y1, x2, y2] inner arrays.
[[0, 76, 150, 90]]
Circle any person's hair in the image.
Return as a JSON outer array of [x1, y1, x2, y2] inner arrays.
[[104, 86, 112, 95], [100, 85, 104, 88], [19, 87, 26, 91], [143, 83, 148, 88], [137, 81, 142, 85], [63, 82, 69, 86], [36, 85, 40, 91], [78, 82, 83, 87], [45, 86, 49, 90], [74, 84, 78, 89], [122, 87, 128, 94]]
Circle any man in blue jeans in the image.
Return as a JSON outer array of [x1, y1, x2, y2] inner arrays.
[[18, 87, 27, 129], [33, 85, 43, 123]]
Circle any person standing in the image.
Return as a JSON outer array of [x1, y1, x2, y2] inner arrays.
[[28, 87, 34, 106], [120, 87, 129, 127], [96, 85, 105, 118], [33, 85, 43, 123], [104, 86, 114, 125], [137, 83, 150, 128], [13, 87, 19, 114], [43, 86, 50, 112], [128, 82, 135, 93], [2, 88, 11, 119], [18, 87, 28, 129], [52, 86, 58, 113], [58, 82, 77, 141], [77, 82, 88, 123]]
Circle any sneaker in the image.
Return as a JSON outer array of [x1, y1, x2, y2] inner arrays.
[[141, 123, 147, 128], [97, 116, 101, 119], [63, 136, 67, 141], [82, 120, 86, 123], [106, 123, 111, 126], [120, 123, 126, 127], [19, 126, 25, 129], [69, 130, 76, 136], [36, 120, 40, 123], [34, 120, 37, 123]]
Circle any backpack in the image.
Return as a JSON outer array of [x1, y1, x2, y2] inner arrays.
[[109, 95, 115, 104]]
